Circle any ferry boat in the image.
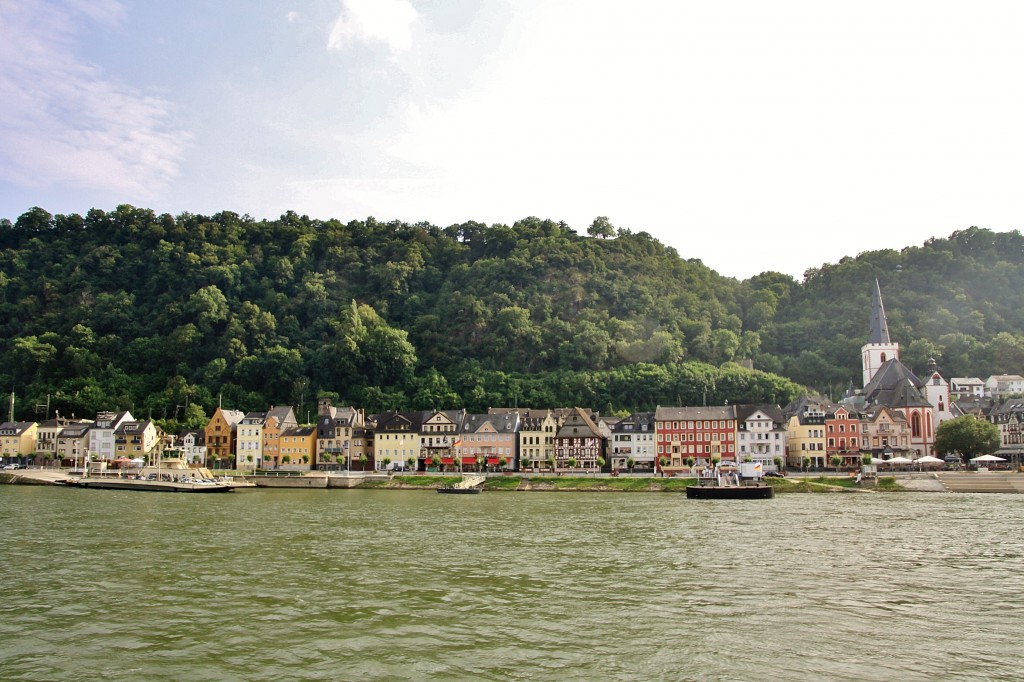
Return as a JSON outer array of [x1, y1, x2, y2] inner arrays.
[[685, 462, 775, 500], [70, 457, 236, 493]]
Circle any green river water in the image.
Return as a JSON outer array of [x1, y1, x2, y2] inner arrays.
[[1, 486, 1022, 681]]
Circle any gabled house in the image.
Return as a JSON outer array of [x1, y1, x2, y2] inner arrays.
[[315, 403, 364, 470], [823, 405, 861, 469], [516, 409, 558, 471], [610, 412, 655, 472], [114, 420, 164, 460], [418, 409, 465, 472], [90, 411, 134, 462], [204, 407, 245, 468], [859, 405, 911, 459], [457, 412, 519, 471], [179, 430, 206, 465], [263, 405, 298, 469], [553, 407, 603, 472], [236, 411, 267, 471], [0, 421, 38, 463], [371, 411, 425, 471], [736, 404, 787, 471], [783, 396, 832, 469]]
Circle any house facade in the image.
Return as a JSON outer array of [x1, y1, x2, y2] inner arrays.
[[114, 420, 163, 460], [553, 407, 604, 472], [457, 412, 519, 470], [279, 426, 317, 469], [654, 405, 737, 471], [90, 410, 133, 461], [516, 410, 558, 470], [610, 412, 655, 472], [0, 421, 38, 461], [204, 407, 245, 468], [236, 411, 267, 471], [736, 405, 787, 471]]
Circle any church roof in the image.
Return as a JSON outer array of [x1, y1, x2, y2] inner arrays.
[[862, 358, 932, 408], [868, 278, 891, 344]]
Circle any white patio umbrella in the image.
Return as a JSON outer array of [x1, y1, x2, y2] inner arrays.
[[970, 454, 1006, 463], [914, 456, 943, 464], [884, 456, 914, 464]]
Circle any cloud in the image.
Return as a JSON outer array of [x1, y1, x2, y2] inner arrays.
[[0, 1, 189, 198], [327, 0, 418, 53]]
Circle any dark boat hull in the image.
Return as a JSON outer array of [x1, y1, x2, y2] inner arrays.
[[437, 486, 482, 494], [686, 484, 774, 499]]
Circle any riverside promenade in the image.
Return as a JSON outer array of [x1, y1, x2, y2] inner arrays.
[[6, 467, 1024, 493]]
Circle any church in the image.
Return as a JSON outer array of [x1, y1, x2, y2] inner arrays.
[[844, 280, 956, 458]]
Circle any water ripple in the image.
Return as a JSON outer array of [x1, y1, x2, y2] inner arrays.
[[2, 488, 1024, 680]]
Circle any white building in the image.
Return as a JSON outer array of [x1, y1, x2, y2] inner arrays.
[[90, 411, 134, 461], [951, 377, 985, 399], [736, 405, 787, 471], [984, 375, 1024, 400]]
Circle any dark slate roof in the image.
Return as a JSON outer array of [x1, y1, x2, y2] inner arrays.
[[555, 407, 603, 439], [862, 358, 932, 408], [461, 412, 519, 435], [611, 412, 654, 433], [735, 404, 786, 429], [868, 278, 891, 344], [654, 406, 736, 422]]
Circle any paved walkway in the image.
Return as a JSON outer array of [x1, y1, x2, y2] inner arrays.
[[1, 468, 72, 485]]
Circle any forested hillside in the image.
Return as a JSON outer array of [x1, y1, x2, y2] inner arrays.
[[1, 205, 1022, 429]]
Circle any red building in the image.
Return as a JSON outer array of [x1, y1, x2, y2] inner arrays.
[[654, 406, 737, 472]]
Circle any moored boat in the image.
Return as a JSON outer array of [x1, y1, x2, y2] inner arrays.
[[73, 477, 234, 493], [685, 484, 774, 499]]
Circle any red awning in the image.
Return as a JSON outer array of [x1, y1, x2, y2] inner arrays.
[[486, 457, 500, 465], [461, 456, 477, 464], [441, 457, 453, 464]]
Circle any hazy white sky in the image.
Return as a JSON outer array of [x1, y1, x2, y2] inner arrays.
[[2, 1, 1023, 280]]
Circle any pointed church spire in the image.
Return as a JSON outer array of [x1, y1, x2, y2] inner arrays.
[[868, 278, 890, 344]]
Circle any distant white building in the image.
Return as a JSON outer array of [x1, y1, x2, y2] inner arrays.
[[951, 377, 985, 399], [985, 375, 1024, 400]]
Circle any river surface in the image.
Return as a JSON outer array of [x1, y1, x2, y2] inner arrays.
[[1, 486, 1022, 681]]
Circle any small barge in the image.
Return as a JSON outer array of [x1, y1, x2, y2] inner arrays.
[[437, 474, 486, 494], [685, 462, 776, 499]]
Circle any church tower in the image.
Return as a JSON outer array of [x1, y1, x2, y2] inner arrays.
[[861, 279, 900, 387]]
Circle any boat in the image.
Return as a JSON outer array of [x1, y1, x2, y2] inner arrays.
[[685, 483, 774, 499], [437, 474, 486, 494], [685, 463, 775, 499], [437, 485, 483, 494], [72, 477, 234, 493], [70, 457, 235, 493]]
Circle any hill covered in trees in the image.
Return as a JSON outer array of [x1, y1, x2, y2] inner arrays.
[[1, 206, 1022, 429]]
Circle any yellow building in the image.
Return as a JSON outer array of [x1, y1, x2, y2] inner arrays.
[[784, 400, 829, 469], [279, 426, 317, 469], [0, 421, 38, 459]]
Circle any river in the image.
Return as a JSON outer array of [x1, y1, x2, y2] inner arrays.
[[1, 487, 1022, 681]]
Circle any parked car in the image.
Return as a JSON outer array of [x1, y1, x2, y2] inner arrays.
[[3, 463, 22, 470], [764, 471, 786, 478]]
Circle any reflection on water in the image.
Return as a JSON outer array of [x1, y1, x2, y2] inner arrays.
[[1, 487, 1022, 680]]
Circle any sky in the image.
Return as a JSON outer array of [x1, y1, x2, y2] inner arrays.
[[2, 1, 1023, 281]]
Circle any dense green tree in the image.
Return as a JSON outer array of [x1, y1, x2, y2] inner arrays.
[[934, 416, 1001, 460]]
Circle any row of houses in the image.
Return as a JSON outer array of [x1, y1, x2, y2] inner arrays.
[[4, 393, 1022, 474], [3, 281, 1023, 472]]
